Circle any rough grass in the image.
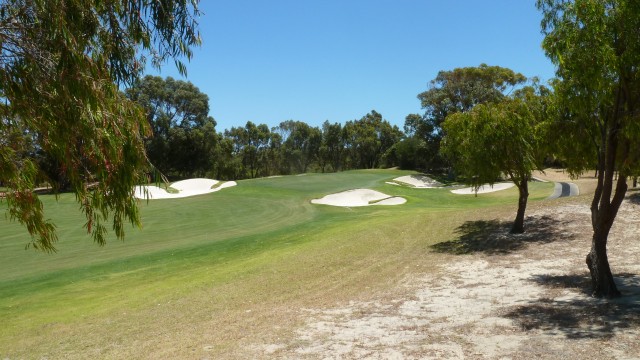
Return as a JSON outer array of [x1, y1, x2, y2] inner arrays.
[[0, 169, 555, 359]]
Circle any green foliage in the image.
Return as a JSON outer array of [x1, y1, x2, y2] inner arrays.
[[318, 121, 344, 172], [275, 120, 322, 174], [539, 0, 640, 177], [442, 84, 552, 232], [126, 75, 217, 179], [538, 0, 640, 296], [442, 88, 549, 190], [404, 64, 528, 171], [224, 121, 278, 178], [343, 110, 403, 169], [396, 113, 434, 170], [0, 0, 201, 251], [418, 64, 528, 124]]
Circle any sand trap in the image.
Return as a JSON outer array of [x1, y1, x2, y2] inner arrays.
[[134, 178, 237, 199], [450, 182, 514, 195], [394, 175, 442, 188], [311, 189, 406, 207]]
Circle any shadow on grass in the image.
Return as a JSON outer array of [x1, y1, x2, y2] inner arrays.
[[504, 273, 640, 339], [431, 215, 573, 255]]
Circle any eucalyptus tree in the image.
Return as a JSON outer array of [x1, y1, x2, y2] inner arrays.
[[318, 121, 344, 172], [538, 0, 640, 297], [442, 85, 552, 233], [343, 111, 402, 169], [126, 75, 216, 179], [224, 121, 273, 178], [275, 120, 321, 174], [411, 64, 528, 170], [0, 0, 201, 251], [396, 113, 432, 170]]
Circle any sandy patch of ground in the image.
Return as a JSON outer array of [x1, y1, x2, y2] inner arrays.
[[393, 175, 443, 188], [256, 195, 640, 359], [451, 182, 515, 195], [533, 169, 577, 182], [133, 178, 237, 199], [311, 189, 406, 207]]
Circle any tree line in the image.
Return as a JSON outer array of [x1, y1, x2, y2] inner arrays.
[[125, 75, 405, 181], [125, 68, 548, 183]]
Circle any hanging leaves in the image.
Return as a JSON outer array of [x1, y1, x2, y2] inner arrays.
[[0, 0, 201, 251]]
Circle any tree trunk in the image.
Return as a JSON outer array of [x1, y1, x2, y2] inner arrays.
[[586, 139, 628, 297], [511, 178, 528, 234], [586, 224, 620, 298]]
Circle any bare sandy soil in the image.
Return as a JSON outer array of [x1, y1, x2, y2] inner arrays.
[[252, 176, 640, 359]]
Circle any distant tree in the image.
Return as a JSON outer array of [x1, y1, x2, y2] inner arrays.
[[224, 125, 249, 178], [0, 0, 201, 251], [343, 111, 403, 169], [318, 121, 344, 172], [276, 120, 321, 174], [263, 130, 283, 177], [223, 121, 274, 178], [210, 135, 239, 180], [395, 113, 432, 170], [126, 75, 216, 179], [538, 0, 640, 297], [412, 64, 528, 170], [245, 122, 272, 178], [442, 85, 552, 233]]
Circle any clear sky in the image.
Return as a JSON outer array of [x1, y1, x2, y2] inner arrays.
[[148, 1, 557, 133]]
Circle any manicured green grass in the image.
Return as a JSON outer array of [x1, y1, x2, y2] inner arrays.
[[0, 169, 554, 358]]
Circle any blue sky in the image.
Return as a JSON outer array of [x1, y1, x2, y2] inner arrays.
[[148, 1, 556, 132]]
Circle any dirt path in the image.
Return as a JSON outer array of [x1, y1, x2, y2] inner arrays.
[[254, 195, 640, 359]]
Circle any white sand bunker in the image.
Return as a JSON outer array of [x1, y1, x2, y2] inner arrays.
[[311, 189, 406, 207], [451, 182, 514, 195], [392, 174, 442, 188], [133, 178, 237, 199]]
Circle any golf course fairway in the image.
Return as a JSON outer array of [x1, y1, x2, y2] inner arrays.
[[0, 169, 555, 359]]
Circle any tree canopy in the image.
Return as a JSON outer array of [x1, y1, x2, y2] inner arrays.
[[538, 0, 640, 297], [126, 75, 217, 179], [0, 0, 201, 251], [442, 85, 552, 233], [403, 64, 528, 171]]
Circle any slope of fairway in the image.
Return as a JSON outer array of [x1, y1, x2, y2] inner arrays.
[[0, 170, 420, 281], [0, 170, 555, 359]]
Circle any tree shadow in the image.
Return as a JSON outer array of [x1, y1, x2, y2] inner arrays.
[[530, 273, 592, 295], [626, 189, 640, 205], [504, 273, 640, 339], [431, 215, 573, 255]]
